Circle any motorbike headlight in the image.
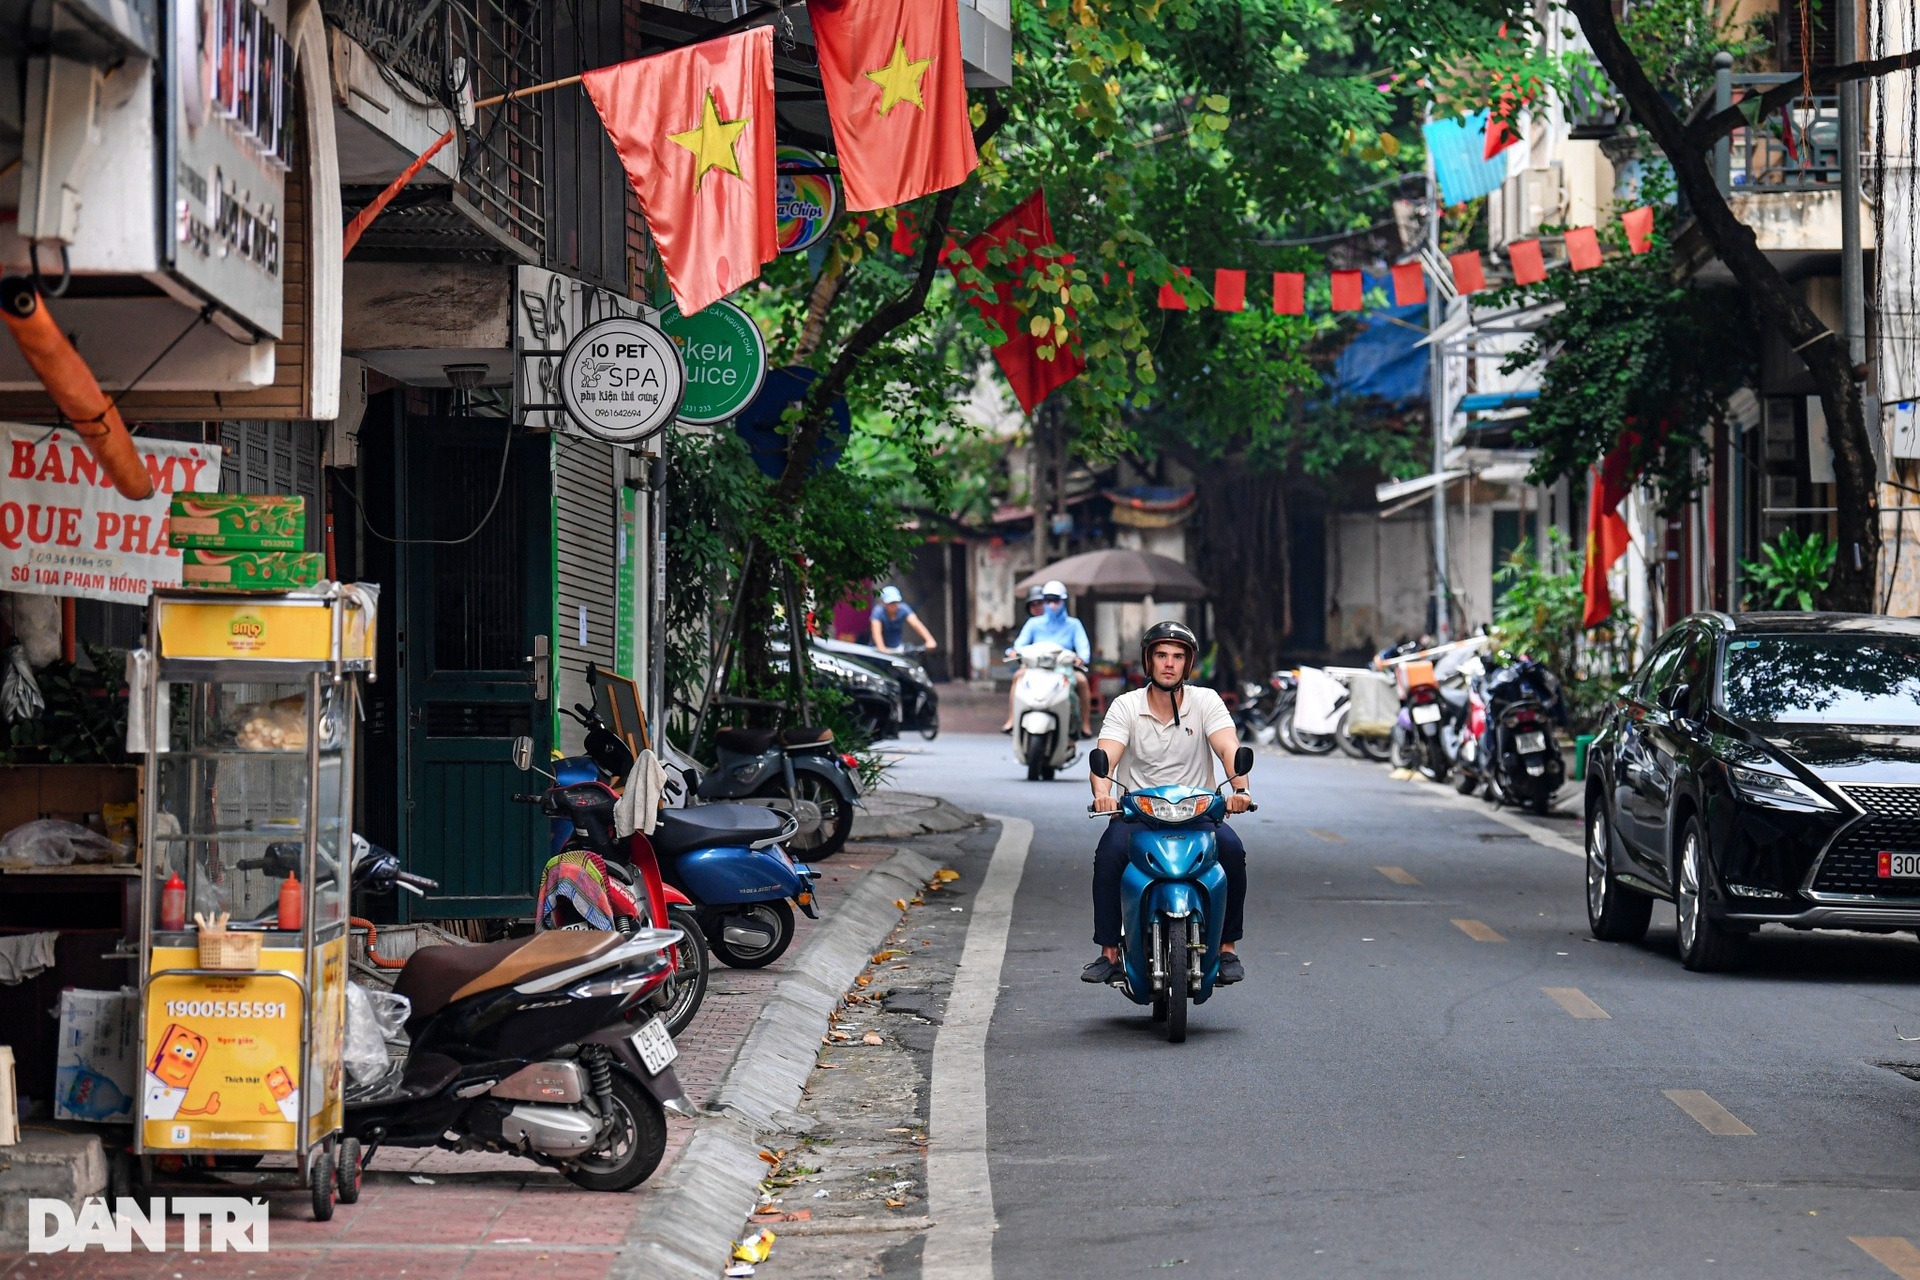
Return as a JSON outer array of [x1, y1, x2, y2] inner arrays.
[[1728, 763, 1835, 811], [1134, 795, 1211, 822]]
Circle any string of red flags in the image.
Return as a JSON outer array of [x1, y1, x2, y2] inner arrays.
[[1150, 205, 1657, 317]]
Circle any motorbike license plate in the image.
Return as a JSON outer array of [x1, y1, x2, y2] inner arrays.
[[1515, 731, 1547, 754], [1880, 851, 1920, 879], [630, 1016, 678, 1075], [1411, 704, 1442, 725]]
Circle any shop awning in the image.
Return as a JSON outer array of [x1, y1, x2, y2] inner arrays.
[[1374, 470, 1469, 506]]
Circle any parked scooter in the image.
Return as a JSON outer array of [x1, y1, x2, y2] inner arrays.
[[1085, 745, 1255, 1043], [343, 847, 693, 1193], [1482, 658, 1567, 814], [664, 724, 861, 859], [1010, 640, 1080, 781], [517, 721, 820, 971], [517, 725, 708, 1038], [1388, 656, 1472, 782]]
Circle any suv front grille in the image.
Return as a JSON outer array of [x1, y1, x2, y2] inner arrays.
[[1811, 785, 1920, 897]]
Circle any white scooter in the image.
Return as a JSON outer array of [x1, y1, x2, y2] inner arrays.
[[1010, 641, 1081, 781]]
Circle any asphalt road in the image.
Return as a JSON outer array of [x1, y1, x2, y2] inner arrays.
[[885, 731, 1920, 1278]]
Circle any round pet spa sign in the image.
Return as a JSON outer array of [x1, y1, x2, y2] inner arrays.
[[559, 315, 687, 443]]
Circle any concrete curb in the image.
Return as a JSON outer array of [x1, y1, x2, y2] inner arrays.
[[852, 793, 980, 840], [614, 846, 945, 1280]]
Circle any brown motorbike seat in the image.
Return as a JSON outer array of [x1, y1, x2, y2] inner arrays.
[[780, 726, 834, 748], [394, 931, 623, 1027]]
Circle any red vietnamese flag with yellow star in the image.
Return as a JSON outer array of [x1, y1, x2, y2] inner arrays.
[[582, 28, 777, 315], [807, 0, 978, 212]]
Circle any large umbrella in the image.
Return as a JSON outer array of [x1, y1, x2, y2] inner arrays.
[[1015, 548, 1209, 601]]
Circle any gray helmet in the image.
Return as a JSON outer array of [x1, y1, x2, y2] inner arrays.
[[1139, 620, 1199, 686], [1025, 584, 1048, 604]]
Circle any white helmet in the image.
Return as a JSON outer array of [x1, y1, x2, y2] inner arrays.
[[1040, 580, 1068, 600]]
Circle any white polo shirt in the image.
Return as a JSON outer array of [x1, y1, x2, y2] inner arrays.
[[1098, 684, 1234, 792]]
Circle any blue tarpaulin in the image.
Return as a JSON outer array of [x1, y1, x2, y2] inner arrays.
[[1423, 111, 1510, 206], [1327, 275, 1429, 406]]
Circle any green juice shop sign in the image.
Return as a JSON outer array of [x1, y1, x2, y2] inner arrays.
[[659, 299, 769, 426]]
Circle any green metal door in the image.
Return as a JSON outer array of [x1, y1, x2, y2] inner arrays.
[[396, 417, 552, 919]]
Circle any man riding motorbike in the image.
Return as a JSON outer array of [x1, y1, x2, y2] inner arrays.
[[1084, 620, 1253, 986], [1001, 579, 1093, 737], [870, 584, 939, 655]]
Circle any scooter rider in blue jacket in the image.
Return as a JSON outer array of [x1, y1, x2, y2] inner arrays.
[[1083, 620, 1252, 986], [1000, 579, 1093, 737]]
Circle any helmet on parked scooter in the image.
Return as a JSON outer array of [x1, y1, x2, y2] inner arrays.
[[1139, 620, 1199, 689]]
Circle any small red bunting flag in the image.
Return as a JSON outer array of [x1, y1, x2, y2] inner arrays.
[[1565, 226, 1602, 272], [1157, 267, 1193, 310], [1213, 269, 1246, 312], [1330, 270, 1364, 312], [1391, 262, 1426, 307], [1622, 206, 1655, 255], [1273, 272, 1305, 316], [1450, 251, 1486, 295], [1508, 239, 1545, 286]]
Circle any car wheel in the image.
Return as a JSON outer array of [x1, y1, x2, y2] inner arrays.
[[1587, 802, 1651, 942], [1674, 817, 1744, 972]]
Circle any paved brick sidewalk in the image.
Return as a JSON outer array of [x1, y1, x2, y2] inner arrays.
[[2, 843, 900, 1280]]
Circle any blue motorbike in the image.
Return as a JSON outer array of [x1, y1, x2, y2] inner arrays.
[[1087, 745, 1256, 1043]]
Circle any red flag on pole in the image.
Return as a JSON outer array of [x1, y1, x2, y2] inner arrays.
[[1582, 433, 1638, 628], [950, 190, 1084, 413], [1508, 239, 1546, 286], [1272, 272, 1305, 316], [583, 29, 778, 316], [1390, 262, 1426, 307], [1330, 270, 1364, 311], [807, 0, 978, 211], [1449, 251, 1487, 295], [1213, 269, 1246, 312]]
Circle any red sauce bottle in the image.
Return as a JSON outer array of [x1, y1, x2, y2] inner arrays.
[[159, 872, 186, 932], [277, 871, 303, 931]]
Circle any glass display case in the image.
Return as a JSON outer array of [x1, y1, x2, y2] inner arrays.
[[135, 584, 376, 1220]]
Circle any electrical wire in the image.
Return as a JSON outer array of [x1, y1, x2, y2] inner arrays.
[[332, 420, 519, 546]]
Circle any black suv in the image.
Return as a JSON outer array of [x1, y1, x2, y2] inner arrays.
[[1585, 612, 1920, 970]]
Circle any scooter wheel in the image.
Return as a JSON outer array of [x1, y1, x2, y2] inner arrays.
[[920, 722, 939, 741], [1455, 770, 1480, 796], [564, 1073, 668, 1193], [660, 907, 710, 1036], [706, 900, 796, 969]]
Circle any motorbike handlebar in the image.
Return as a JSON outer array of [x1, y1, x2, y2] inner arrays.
[[393, 870, 439, 891], [510, 792, 544, 804]]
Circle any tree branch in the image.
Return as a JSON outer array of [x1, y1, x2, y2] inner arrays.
[[769, 91, 1012, 508], [1688, 47, 1920, 151]]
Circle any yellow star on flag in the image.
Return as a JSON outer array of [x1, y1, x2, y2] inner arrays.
[[863, 38, 932, 116], [668, 90, 751, 189]]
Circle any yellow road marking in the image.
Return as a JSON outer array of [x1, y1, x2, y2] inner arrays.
[[1450, 918, 1506, 943], [1853, 1237, 1920, 1279], [1376, 866, 1421, 885], [1663, 1089, 1755, 1135], [1306, 829, 1346, 844], [1541, 987, 1610, 1019]]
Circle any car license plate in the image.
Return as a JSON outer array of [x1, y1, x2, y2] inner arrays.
[[630, 1016, 678, 1075], [1880, 851, 1920, 879], [1515, 731, 1547, 753], [1412, 704, 1442, 725]]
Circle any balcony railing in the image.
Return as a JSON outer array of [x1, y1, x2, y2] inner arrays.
[[1709, 71, 1846, 194], [323, 0, 545, 259]]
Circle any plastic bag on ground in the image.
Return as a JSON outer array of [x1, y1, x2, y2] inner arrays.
[[345, 980, 411, 1089], [0, 819, 122, 868]]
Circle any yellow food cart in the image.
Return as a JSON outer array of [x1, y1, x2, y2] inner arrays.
[[134, 583, 376, 1220]]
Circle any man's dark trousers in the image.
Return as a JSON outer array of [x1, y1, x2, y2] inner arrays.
[[1092, 816, 1246, 947]]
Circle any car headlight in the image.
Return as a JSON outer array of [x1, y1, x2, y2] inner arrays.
[[1728, 763, 1835, 811]]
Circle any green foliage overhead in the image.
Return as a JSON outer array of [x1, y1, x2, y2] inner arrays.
[[1490, 532, 1639, 729]]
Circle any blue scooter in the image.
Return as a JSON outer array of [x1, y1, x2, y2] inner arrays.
[[528, 707, 819, 970], [1086, 745, 1256, 1043]]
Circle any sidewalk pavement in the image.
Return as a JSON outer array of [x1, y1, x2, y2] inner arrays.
[[1, 796, 974, 1280]]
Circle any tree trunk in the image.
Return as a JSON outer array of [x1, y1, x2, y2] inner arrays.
[[1565, 0, 1879, 608], [1186, 464, 1292, 681]]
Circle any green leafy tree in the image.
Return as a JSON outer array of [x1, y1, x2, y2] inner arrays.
[[1742, 529, 1837, 610], [1491, 532, 1640, 728]]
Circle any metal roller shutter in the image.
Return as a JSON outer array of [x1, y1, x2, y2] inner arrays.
[[554, 432, 619, 755]]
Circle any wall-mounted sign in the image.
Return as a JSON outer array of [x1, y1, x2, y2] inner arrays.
[[559, 316, 685, 444], [659, 299, 768, 425], [514, 265, 644, 433], [776, 146, 838, 255]]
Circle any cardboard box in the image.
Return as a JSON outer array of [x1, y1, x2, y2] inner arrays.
[[54, 989, 136, 1124], [180, 550, 324, 590], [169, 494, 306, 551]]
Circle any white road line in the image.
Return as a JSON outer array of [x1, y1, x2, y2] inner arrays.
[[923, 815, 1032, 1280], [1411, 777, 1584, 858]]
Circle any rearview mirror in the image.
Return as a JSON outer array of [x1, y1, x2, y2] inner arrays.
[[511, 735, 533, 772], [1233, 745, 1254, 777], [1660, 683, 1691, 715], [1088, 748, 1110, 779]]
